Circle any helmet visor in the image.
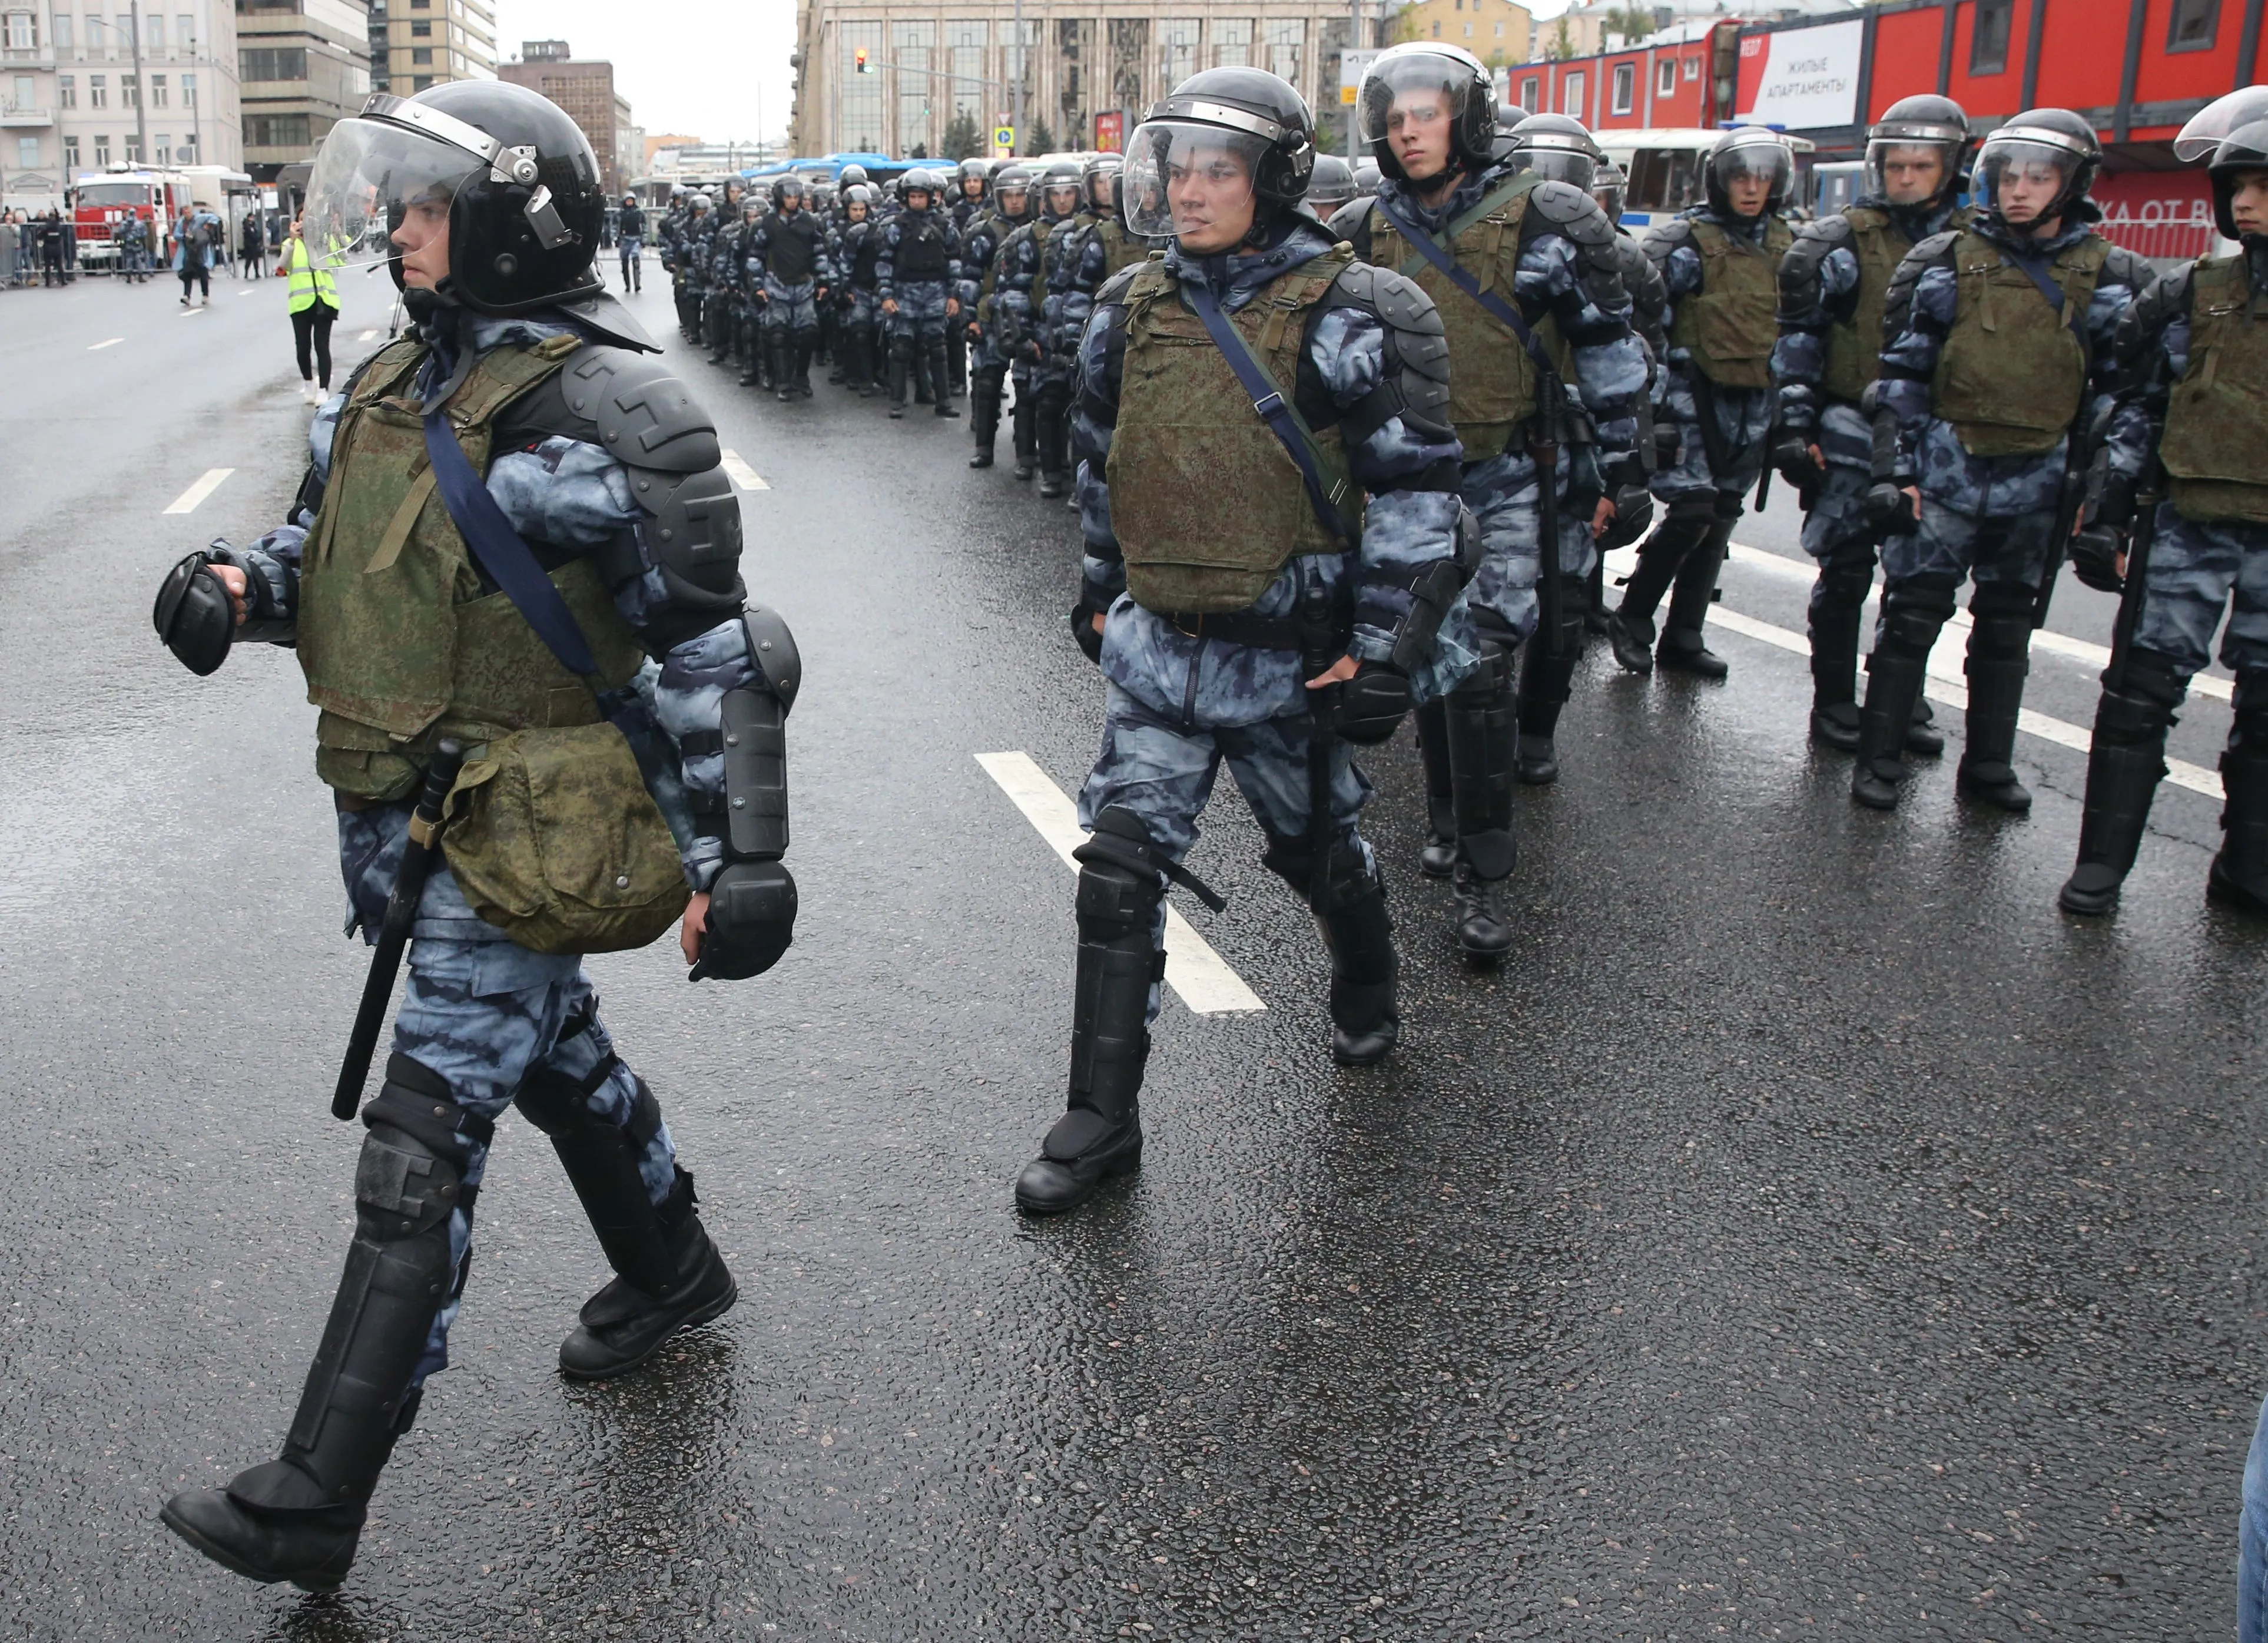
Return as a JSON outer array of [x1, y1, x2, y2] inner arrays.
[[1864, 137, 1959, 204], [1121, 119, 1269, 240], [1356, 51, 1477, 148], [1514, 135, 1598, 193], [1975, 137, 2079, 208], [2177, 87, 2268, 162], [301, 112, 485, 271], [1710, 132, 1792, 203]]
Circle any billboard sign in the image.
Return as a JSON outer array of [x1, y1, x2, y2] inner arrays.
[[1341, 48, 1379, 105], [1095, 111, 1125, 153], [1734, 19, 1864, 131]]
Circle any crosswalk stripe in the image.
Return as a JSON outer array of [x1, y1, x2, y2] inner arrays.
[[975, 751, 1265, 1016], [161, 467, 234, 515], [719, 450, 770, 492], [88, 337, 122, 350]]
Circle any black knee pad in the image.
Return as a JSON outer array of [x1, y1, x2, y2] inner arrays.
[[2117, 647, 2190, 713], [1070, 806, 1167, 942], [1879, 577, 1957, 655], [1817, 552, 1877, 612], [1712, 489, 1746, 522], [1969, 579, 2037, 624]]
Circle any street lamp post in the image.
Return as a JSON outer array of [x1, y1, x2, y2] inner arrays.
[[129, 1, 149, 167]]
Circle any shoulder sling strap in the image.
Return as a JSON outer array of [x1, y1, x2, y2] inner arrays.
[[1378, 190, 1559, 381]]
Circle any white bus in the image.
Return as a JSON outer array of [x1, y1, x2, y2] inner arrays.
[[1596, 128, 1821, 232]]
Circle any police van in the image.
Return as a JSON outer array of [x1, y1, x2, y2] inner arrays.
[[1596, 128, 1819, 230]]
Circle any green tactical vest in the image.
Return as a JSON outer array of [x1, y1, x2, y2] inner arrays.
[[298, 332, 647, 801], [1669, 215, 1793, 389], [1108, 247, 1364, 615], [1367, 176, 1569, 456], [1931, 228, 2109, 458], [1093, 218, 1149, 282], [1821, 204, 1974, 405], [2160, 253, 2268, 524]]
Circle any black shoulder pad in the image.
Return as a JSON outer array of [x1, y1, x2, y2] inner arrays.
[[1328, 197, 1375, 257], [741, 601, 801, 712], [1528, 180, 1613, 247], [563, 347, 721, 474], [1642, 216, 1693, 267], [2114, 263, 2193, 376], [1095, 261, 1147, 310], [1341, 262, 1447, 340], [2102, 243, 2156, 296], [1907, 227, 1963, 268], [1778, 222, 1842, 305]]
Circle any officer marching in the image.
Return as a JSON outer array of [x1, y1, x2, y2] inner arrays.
[[1017, 67, 1477, 1215], [2057, 88, 2268, 918], [148, 82, 800, 1589]]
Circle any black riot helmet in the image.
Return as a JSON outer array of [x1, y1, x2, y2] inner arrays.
[[900, 167, 941, 208], [771, 175, 804, 211], [1306, 153, 1358, 217], [838, 163, 869, 190], [842, 182, 873, 221], [1356, 42, 1497, 183], [1039, 157, 1085, 220], [1508, 112, 1602, 193], [992, 161, 1034, 221], [1865, 94, 1972, 207], [957, 157, 992, 198], [1490, 120, 1522, 166], [1591, 158, 1628, 224], [2176, 88, 2268, 240], [1975, 108, 2101, 229], [1705, 125, 1795, 217], [300, 82, 608, 315], [1352, 157, 1382, 196], [1082, 153, 1123, 214], [1120, 67, 1318, 240]]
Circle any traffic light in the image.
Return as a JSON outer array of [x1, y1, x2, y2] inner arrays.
[[855, 47, 870, 73]]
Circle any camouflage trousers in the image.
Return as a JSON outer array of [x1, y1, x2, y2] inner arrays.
[[339, 805, 677, 1392], [1882, 492, 2058, 597], [887, 280, 952, 345], [1653, 373, 1773, 505], [1460, 447, 1599, 641], [762, 274, 821, 336], [2131, 505, 2268, 680]]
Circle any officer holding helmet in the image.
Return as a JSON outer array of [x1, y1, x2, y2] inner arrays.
[[1858, 110, 2149, 812], [1017, 67, 1477, 1214], [1609, 125, 1797, 681], [1775, 95, 1975, 758], [2057, 87, 2268, 917], [964, 163, 1034, 465], [148, 81, 799, 1588], [1334, 54, 1647, 957]]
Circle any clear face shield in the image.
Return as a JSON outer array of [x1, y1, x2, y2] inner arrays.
[[2177, 87, 2268, 161], [1120, 120, 1266, 241], [1975, 138, 2076, 219], [996, 183, 1031, 220], [1355, 52, 1473, 158], [1591, 163, 1627, 222], [300, 111, 485, 271], [1864, 137, 1958, 205], [1710, 134, 1792, 213], [1513, 132, 1599, 193]]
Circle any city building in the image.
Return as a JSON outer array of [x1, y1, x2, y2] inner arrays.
[[369, 0, 492, 99], [2, 0, 244, 206], [790, 0, 1382, 160], [1394, 0, 1531, 70], [236, 0, 369, 180], [498, 38, 630, 193], [1531, 0, 1848, 62]]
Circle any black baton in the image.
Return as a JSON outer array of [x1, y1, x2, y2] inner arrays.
[[331, 738, 466, 1120]]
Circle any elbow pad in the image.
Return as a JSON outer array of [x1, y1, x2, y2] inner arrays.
[[716, 604, 801, 862]]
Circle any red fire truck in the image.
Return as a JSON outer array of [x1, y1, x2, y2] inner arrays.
[[71, 163, 254, 271]]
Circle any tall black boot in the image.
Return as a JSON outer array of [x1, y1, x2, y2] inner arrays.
[[1016, 807, 1161, 1214], [1851, 587, 1948, 810], [969, 375, 1003, 466], [1442, 641, 1517, 960], [161, 1056, 467, 1591], [928, 337, 960, 416], [738, 324, 763, 387], [1317, 860, 1400, 1066], [1515, 564, 1584, 788], [851, 330, 876, 396], [1807, 551, 1872, 750], [2210, 683, 2268, 916], [1609, 509, 1706, 674], [795, 335, 816, 398], [515, 1054, 735, 1378], [706, 302, 730, 366], [1957, 592, 2036, 813], [1584, 555, 1609, 634], [887, 342, 911, 419], [1658, 516, 1731, 678], [774, 334, 796, 400], [1010, 397, 1038, 480], [1415, 698, 1457, 879], [2058, 679, 2177, 914], [1036, 387, 1070, 496]]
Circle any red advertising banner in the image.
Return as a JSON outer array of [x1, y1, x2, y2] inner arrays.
[[2092, 170, 2217, 263], [1095, 111, 1125, 153]]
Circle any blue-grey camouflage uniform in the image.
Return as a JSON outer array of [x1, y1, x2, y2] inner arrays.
[[751, 208, 833, 338], [876, 208, 961, 347], [1651, 207, 1782, 503]]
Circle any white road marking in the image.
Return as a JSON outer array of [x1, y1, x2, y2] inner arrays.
[[88, 337, 122, 350], [976, 751, 1265, 1016], [719, 450, 770, 492], [238, 287, 257, 297], [177, 304, 204, 317], [358, 329, 379, 341], [162, 468, 234, 515]]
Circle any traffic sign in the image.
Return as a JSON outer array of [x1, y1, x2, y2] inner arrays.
[[993, 125, 1016, 150]]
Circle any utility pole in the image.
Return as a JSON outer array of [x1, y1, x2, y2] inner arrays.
[[1011, 0, 1023, 154], [128, 1, 149, 167], [1346, 0, 1362, 157]]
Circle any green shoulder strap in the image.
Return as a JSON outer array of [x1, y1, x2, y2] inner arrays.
[[1391, 171, 1544, 281]]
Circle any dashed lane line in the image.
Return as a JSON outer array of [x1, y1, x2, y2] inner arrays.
[[719, 450, 770, 492], [358, 329, 380, 341], [88, 337, 122, 350], [177, 304, 205, 317], [162, 468, 234, 515], [976, 751, 1265, 1017]]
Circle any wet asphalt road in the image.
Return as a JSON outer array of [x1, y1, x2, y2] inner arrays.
[[1, 264, 2264, 1642]]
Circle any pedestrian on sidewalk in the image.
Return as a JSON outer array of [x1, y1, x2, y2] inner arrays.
[[241, 210, 268, 279], [280, 213, 340, 403], [173, 207, 213, 304]]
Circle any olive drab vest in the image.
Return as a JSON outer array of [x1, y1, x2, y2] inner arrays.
[[297, 333, 647, 801], [1367, 175, 1570, 456], [1820, 204, 1974, 405], [1092, 218, 1149, 283], [1931, 228, 2110, 458], [2159, 253, 2268, 524], [1669, 215, 1794, 390], [1109, 247, 1365, 614]]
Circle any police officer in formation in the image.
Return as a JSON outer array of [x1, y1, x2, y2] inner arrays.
[[751, 174, 833, 401], [1046, 156, 1148, 429], [664, 187, 711, 342], [1018, 66, 1476, 1214], [1858, 111, 2149, 812], [2057, 88, 2268, 918], [964, 163, 1034, 467], [1609, 124, 1796, 681], [1773, 95, 1974, 760], [877, 168, 963, 420], [150, 80, 797, 1587], [833, 182, 886, 398], [995, 159, 1086, 489], [1334, 47, 1647, 956]]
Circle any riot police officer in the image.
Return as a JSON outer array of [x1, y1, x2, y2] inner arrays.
[[964, 163, 1034, 466], [833, 183, 885, 396], [1047, 157, 1149, 444], [150, 81, 798, 1588], [1858, 111, 2149, 811], [2058, 89, 2268, 916], [1335, 59, 1647, 956], [995, 159, 1085, 489], [1774, 96, 1975, 758], [615, 193, 645, 292], [1019, 67, 1474, 1214], [666, 188, 711, 342], [1305, 153, 1360, 220], [877, 168, 963, 419], [1609, 126, 1799, 680], [752, 175, 833, 400]]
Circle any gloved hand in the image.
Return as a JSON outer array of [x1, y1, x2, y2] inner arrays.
[[1071, 600, 1106, 664], [2069, 524, 2127, 593], [1597, 482, 1655, 551], [1771, 435, 1821, 491], [690, 860, 797, 982], [1864, 482, 1919, 535], [152, 548, 240, 675], [1335, 661, 1412, 746]]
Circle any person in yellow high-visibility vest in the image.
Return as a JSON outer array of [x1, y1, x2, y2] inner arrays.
[[280, 213, 343, 404]]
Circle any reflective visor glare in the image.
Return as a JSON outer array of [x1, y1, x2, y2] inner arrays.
[[1357, 58, 1466, 145], [1120, 122, 1265, 239], [301, 117, 478, 268], [2176, 86, 2268, 161], [1523, 149, 1597, 191], [1980, 144, 2071, 201]]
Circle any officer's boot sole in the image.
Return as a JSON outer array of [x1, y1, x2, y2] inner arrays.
[[1851, 763, 1906, 811], [1330, 1012, 1400, 1067], [2207, 856, 2268, 917], [1957, 763, 2034, 814], [1810, 702, 1861, 751], [159, 1490, 361, 1593], [1606, 614, 1655, 675], [558, 1244, 739, 1382], [1013, 1127, 1142, 1215], [2057, 862, 2126, 916]]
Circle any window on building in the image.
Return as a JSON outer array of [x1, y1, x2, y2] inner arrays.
[[1970, 0, 2012, 73], [2, 11, 32, 49], [17, 135, 38, 167], [122, 72, 136, 105], [1611, 61, 1634, 115], [154, 134, 168, 162], [412, 73, 431, 88], [144, 12, 160, 48], [150, 71, 165, 104], [1520, 74, 1539, 112], [178, 13, 192, 49], [410, 45, 430, 62], [86, 16, 103, 52], [122, 130, 139, 161], [891, 19, 933, 153], [115, 15, 134, 51], [1562, 69, 1584, 117], [1159, 16, 1199, 91], [1213, 17, 1251, 67], [1683, 55, 1699, 80], [2168, 0, 2219, 51], [944, 18, 987, 127], [1657, 58, 1676, 96], [1263, 18, 1302, 97], [52, 12, 70, 48], [59, 73, 74, 107], [91, 134, 107, 163], [89, 72, 105, 107], [240, 48, 306, 81], [63, 134, 77, 167], [1495, 22, 1504, 35], [246, 112, 309, 147], [1430, 20, 1440, 37], [181, 71, 193, 104], [840, 19, 883, 151], [410, 19, 429, 35], [1463, 21, 1472, 35]]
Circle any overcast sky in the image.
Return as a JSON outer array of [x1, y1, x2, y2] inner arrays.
[[490, 0, 801, 148]]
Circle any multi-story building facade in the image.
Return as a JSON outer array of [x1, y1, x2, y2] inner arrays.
[[1394, 0, 1530, 68], [369, 0, 490, 98], [497, 38, 630, 194], [2, 0, 243, 205], [791, 0, 1377, 160], [236, 0, 369, 179]]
